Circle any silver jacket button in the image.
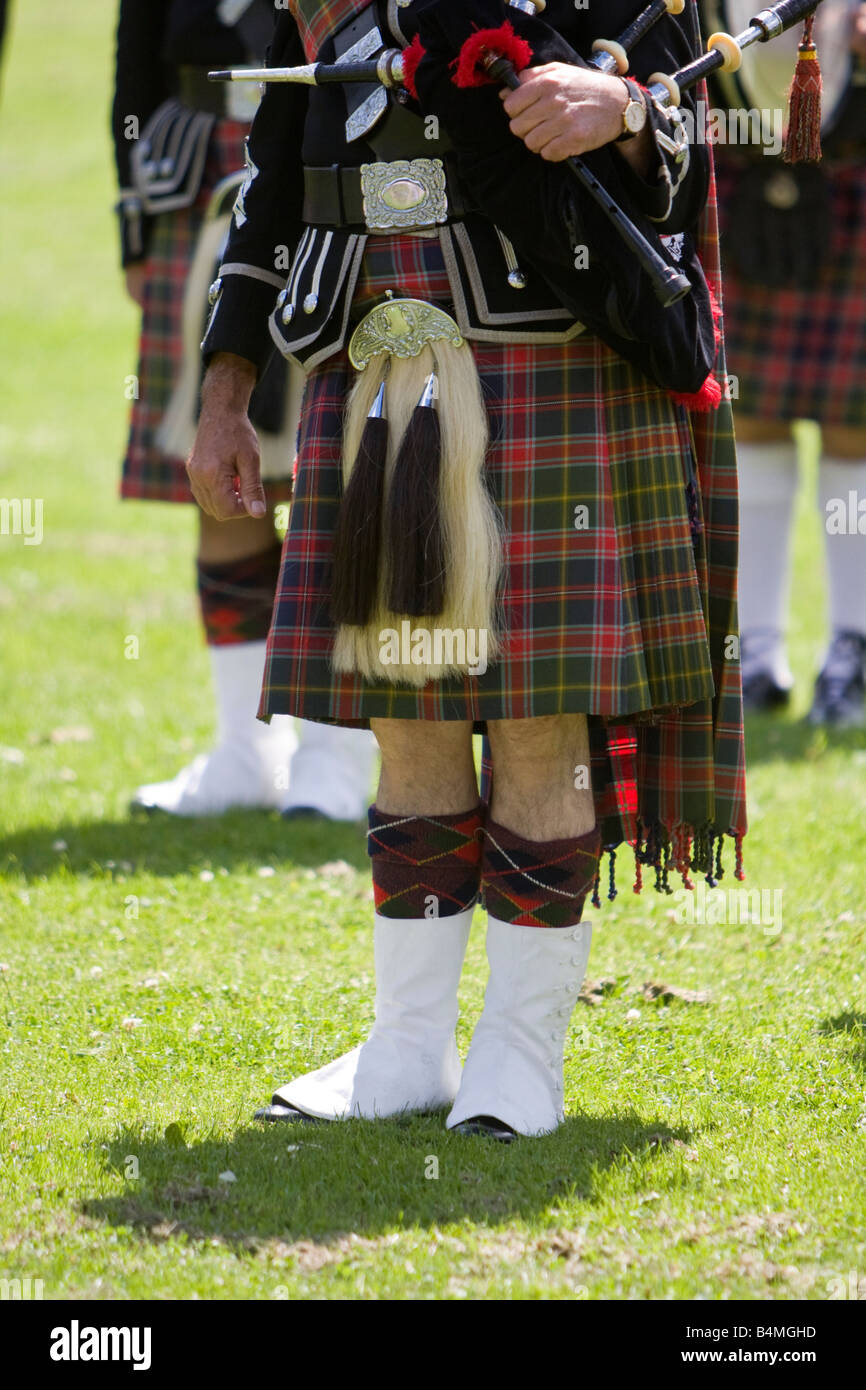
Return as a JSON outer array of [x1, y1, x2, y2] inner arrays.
[[507, 268, 528, 290], [281, 304, 294, 325], [303, 292, 318, 315], [207, 277, 222, 306]]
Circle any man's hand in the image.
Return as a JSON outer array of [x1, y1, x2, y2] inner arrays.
[[851, 2, 866, 58], [187, 353, 265, 520], [501, 64, 635, 159]]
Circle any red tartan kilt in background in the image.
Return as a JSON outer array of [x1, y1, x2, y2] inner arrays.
[[715, 155, 866, 428], [120, 119, 293, 504], [261, 231, 747, 874]]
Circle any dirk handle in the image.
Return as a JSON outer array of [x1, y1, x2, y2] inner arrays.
[[209, 51, 406, 87]]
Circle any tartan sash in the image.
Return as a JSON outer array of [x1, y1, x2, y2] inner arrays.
[[287, 0, 372, 61]]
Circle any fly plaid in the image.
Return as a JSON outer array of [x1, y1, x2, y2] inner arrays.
[[260, 149, 747, 894], [286, 0, 369, 61], [121, 120, 293, 505], [715, 156, 866, 428]]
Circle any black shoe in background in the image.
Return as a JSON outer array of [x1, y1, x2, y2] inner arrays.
[[740, 631, 793, 712], [807, 630, 866, 728]]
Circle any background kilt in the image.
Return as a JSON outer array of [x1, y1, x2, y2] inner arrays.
[[715, 154, 866, 428], [120, 118, 293, 505], [262, 203, 747, 880]]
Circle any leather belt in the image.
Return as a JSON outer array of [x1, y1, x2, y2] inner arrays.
[[178, 66, 261, 122], [303, 157, 467, 231]]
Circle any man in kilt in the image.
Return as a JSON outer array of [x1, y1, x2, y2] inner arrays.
[[712, 1, 866, 724], [189, 0, 747, 1139], [114, 0, 376, 818]]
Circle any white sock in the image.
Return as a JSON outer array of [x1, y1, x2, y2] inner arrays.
[[736, 440, 798, 686], [818, 457, 866, 639]]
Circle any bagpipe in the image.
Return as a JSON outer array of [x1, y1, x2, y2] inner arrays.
[[211, 0, 828, 307], [207, 0, 828, 685]]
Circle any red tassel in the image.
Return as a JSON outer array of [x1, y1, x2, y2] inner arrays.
[[783, 16, 822, 164], [670, 278, 724, 413], [453, 22, 533, 89], [401, 34, 425, 101], [671, 374, 723, 413]]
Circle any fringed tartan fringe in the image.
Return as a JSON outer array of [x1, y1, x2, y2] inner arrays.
[[600, 821, 746, 904]]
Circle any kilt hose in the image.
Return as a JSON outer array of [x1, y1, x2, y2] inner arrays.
[[121, 119, 293, 505], [262, 164, 747, 895], [715, 154, 866, 428]]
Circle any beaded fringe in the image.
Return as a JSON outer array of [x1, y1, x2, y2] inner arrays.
[[590, 823, 745, 907]]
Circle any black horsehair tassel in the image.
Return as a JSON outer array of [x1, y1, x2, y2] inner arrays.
[[386, 371, 446, 617], [331, 380, 389, 626]]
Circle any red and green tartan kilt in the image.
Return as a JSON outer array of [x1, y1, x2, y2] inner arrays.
[[261, 230, 747, 878], [715, 154, 866, 428], [120, 119, 293, 505]]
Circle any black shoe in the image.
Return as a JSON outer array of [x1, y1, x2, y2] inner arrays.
[[741, 669, 792, 712], [807, 630, 866, 728], [740, 631, 792, 712], [253, 1100, 324, 1124], [452, 1115, 518, 1143], [281, 806, 330, 822]]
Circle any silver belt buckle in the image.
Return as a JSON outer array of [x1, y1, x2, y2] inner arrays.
[[360, 158, 449, 231], [226, 81, 262, 124]]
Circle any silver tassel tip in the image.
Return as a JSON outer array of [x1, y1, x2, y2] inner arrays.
[[419, 372, 439, 409], [368, 381, 386, 419]]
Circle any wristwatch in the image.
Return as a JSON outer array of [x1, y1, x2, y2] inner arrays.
[[616, 78, 648, 143]]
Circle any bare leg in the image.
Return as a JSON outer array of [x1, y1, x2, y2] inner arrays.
[[734, 417, 792, 445], [197, 504, 277, 561], [487, 713, 595, 839], [371, 718, 477, 814]]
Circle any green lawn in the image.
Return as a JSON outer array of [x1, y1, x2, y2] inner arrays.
[[1, 1, 865, 1302]]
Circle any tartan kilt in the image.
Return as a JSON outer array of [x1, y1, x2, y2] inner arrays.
[[120, 119, 293, 505], [262, 215, 747, 880], [715, 154, 866, 428]]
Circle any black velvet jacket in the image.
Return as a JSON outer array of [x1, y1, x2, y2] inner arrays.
[[203, 0, 718, 395], [112, 0, 274, 265]]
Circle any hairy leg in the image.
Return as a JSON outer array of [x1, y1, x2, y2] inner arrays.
[[487, 713, 595, 840], [370, 718, 477, 814], [734, 416, 794, 445], [822, 426, 866, 460], [197, 504, 278, 563]]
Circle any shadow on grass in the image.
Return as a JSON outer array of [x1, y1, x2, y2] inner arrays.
[[819, 1011, 866, 1073], [81, 1113, 692, 1247], [0, 810, 370, 881], [743, 712, 865, 767]]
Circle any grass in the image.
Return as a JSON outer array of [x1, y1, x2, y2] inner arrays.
[[1, 1, 865, 1302]]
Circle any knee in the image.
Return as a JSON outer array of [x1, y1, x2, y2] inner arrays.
[[734, 417, 793, 446], [488, 714, 588, 772], [822, 427, 866, 460], [370, 719, 472, 772]]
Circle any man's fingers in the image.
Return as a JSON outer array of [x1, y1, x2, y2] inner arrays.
[[236, 447, 266, 519], [187, 453, 247, 521], [515, 116, 562, 153], [502, 76, 546, 119], [501, 65, 562, 116]]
